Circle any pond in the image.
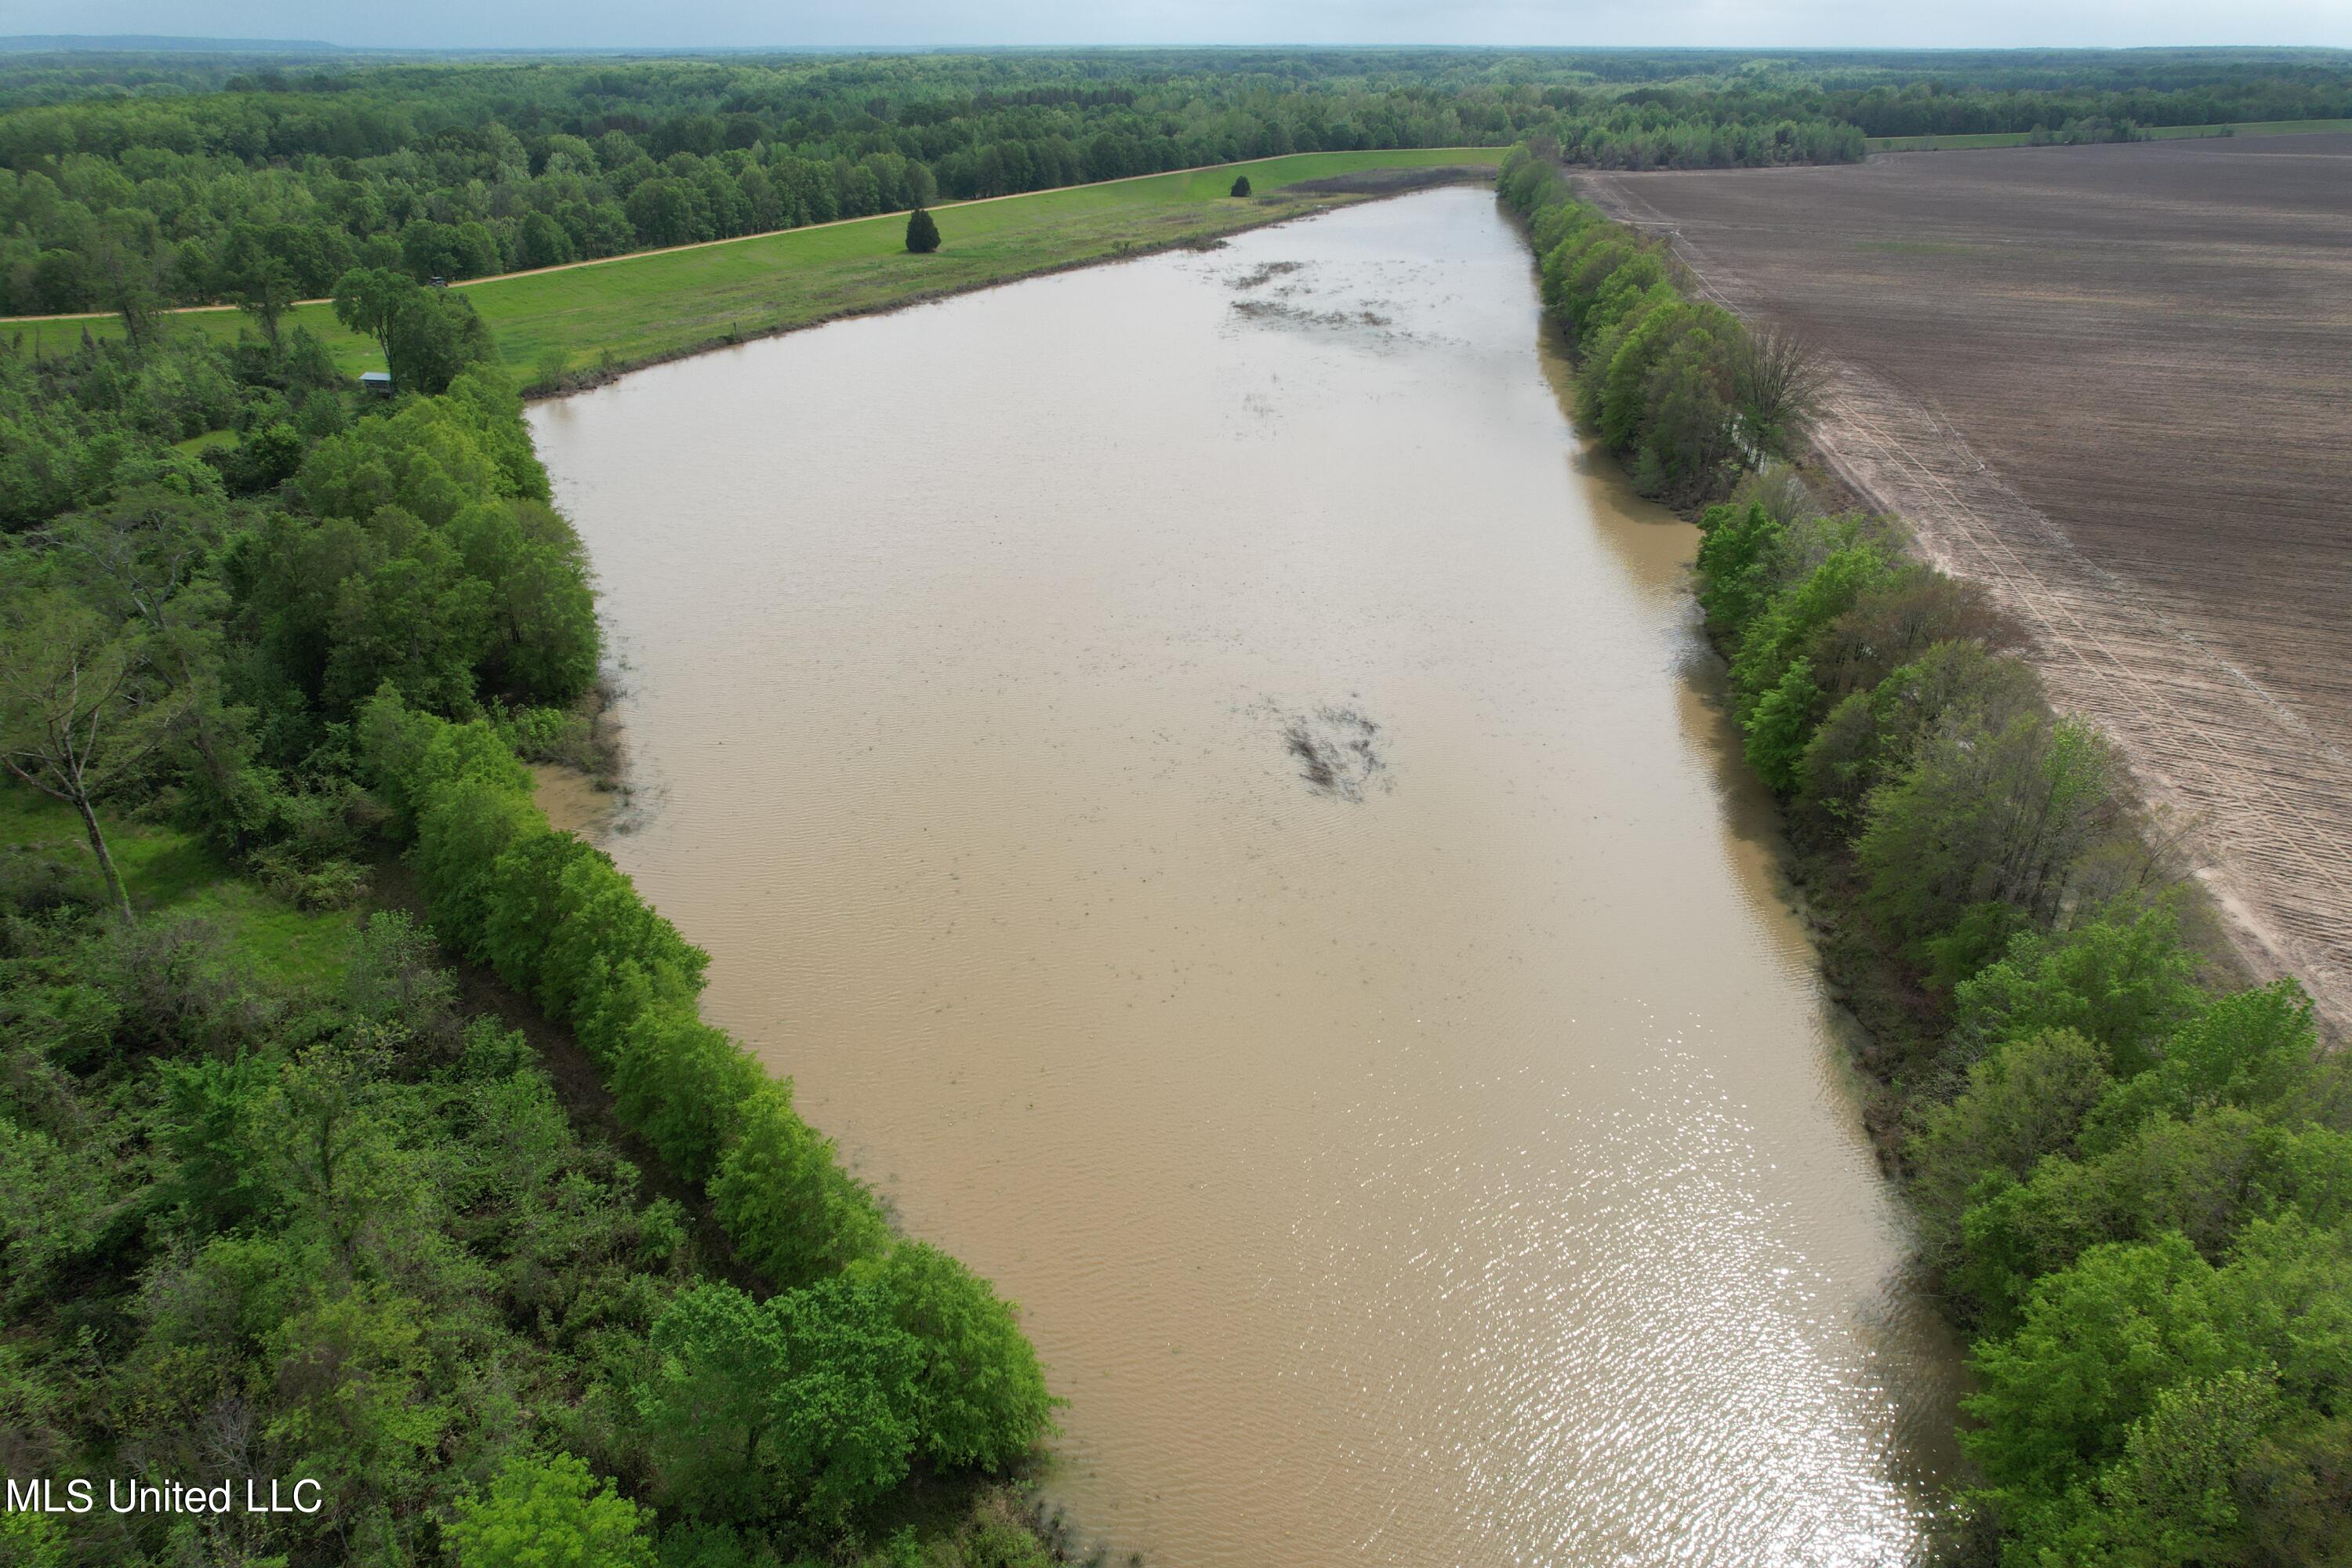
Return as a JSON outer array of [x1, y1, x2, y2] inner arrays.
[[529, 185, 1963, 1566]]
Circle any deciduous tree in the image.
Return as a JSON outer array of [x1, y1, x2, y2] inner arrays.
[[0, 596, 189, 917], [447, 1453, 654, 1568]]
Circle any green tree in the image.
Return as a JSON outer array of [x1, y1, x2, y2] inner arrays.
[[905, 206, 941, 255], [1741, 655, 1822, 794], [416, 780, 543, 956], [478, 828, 605, 994], [87, 212, 168, 347], [388, 288, 498, 397], [1965, 1233, 2231, 1511], [154, 1052, 282, 1234], [263, 1287, 451, 1525], [1727, 542, 1891, 717], [516, 211, 577, 272], [637, 1279, 921, 1527], [44, 485, 248, 822], [637, 1283, 784, 1519], [1693, 501, 1784, 637], [1635, 321, 1737, 499], [0, 1514, 67, 1568], [1858, 712, 2118, 949], [322, 507, 494, 712], [2088, 978, 2318, 1141], [624, 180, 699, 248], [219, 224, 300, 350], [1966, 1219, 2352, 1562], [331, 266, 415, 373], [329, 269, 494, 394], [767, 1276, 925, 1526], [447, 1454, 655, 1568], [710, 1081, 889, 1288], [859, 1241, 1055, 1472], [1911, 1029, 2111, 1266], [1806, 566, 2004, 699], [450, 502, 599, 704], [2068, 1369, 2284, 1566], [1955, 900, 2205, 1076], [1229, 174, 1253, 197], [610, 1009, 765, 1183], [1797, 639, 2042, 835]]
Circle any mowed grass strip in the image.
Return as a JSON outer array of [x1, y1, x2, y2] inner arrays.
[[1867, 117, 2352, 151], [1, 784, 357, 989], [10, 148, 1501, 383]]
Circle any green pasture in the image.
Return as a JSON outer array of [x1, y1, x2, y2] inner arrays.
[[1, 784, 357, 988], [1867, 116, 2352, 151], [7, 147, 1501, 385]]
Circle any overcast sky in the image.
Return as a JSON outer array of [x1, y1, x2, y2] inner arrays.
[[14, 0, 2352, 53]]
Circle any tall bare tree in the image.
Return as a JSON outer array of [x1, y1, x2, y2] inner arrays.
[[46, 488, 241, 807], [1728, 324, 1829, 462], [0, 598, 191, 919]]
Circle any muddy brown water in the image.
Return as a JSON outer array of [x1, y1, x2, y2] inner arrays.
[[529, 187, 1965, 1566]]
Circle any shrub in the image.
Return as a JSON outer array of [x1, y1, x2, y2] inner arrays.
[[447, 1453, 655, 1568], [611, 1009, 767, 1184], [710, 1081, 890, 1288]]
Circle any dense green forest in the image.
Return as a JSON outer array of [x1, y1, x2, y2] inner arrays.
[[0, 280, 1055, 1565], [1503, 143, 2352, 1565], [0, 43, 2336, 320]]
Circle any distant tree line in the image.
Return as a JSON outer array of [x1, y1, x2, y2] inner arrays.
[[0, 49, 1910, 318], [1821, 74, 2352, 138], [1504, 136, 2352, 1563], [5, 46, 2346, 318]]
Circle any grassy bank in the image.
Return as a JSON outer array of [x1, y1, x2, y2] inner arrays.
[[1867, 116, 2352, 151], [1, 782, 355, 987], [6, 149, 1500, 386]]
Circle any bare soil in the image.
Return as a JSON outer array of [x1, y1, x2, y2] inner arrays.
[[1582, 136, 2352, 1020]]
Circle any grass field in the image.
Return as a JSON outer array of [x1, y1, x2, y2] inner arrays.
[[6, 148, 1501, 384], [1866, 116, 2352, 151], [1, 784, 356, 987]]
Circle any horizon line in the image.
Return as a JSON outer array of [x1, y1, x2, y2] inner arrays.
[[7, 35, 2352, 56]]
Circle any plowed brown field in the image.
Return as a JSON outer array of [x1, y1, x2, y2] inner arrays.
[[1581, 136, 2352, 1020]]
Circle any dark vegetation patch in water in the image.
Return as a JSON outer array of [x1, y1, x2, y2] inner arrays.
[[1270, 704, 1388, 801], [1229, 260, 1306, 289], [1229, 296, 1393, 329]]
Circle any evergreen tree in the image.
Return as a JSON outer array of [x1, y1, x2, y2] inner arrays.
[[905, 206, 942, 254], [1230, 174, 1253, 197]]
